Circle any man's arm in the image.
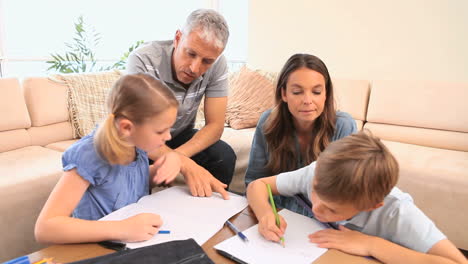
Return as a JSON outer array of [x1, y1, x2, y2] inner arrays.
[[175, 96, 226, 157], [148, 96, 226, 159], [147, 98, 229, 200]]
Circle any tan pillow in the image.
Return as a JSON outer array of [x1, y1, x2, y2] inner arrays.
[[50, 70, 122, 138], [225, 66, 277, 129]]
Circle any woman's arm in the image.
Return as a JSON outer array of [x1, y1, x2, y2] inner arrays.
[[245, 112, 270, 186], [334, 111, 358, 140]]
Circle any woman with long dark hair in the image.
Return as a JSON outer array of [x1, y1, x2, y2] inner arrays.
[[245, 53, 357, 216]]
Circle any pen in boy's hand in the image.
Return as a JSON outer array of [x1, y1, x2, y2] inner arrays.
[[266, 183, 285, 247]]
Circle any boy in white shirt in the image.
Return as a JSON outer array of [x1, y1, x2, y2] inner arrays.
[[247, 131, 467, 264]]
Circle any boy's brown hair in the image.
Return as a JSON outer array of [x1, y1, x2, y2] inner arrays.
[[314, 130, 399, 210]]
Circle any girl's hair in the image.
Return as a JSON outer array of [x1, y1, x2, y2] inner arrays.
[[264, 53, 336, 175], [314, 131, 399, 210], [94, 73, 178, 164]]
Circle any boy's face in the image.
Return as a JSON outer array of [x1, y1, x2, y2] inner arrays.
[[310, 184, 361, 223]]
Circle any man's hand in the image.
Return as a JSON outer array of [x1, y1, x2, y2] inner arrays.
[[180, 155, 229, 200], [152, 152, 181, 185], [308, 225, 374, 256]]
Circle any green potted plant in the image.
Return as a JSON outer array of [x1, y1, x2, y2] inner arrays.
[[46, 15, 143, 73]]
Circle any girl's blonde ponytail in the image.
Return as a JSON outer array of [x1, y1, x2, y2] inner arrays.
[[94, 114, 134, 165]]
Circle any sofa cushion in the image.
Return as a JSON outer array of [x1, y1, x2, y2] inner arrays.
[[365, 123, 468, 152], [0, 146, 64, 261], [46, 139, 78, 152], [225, 67, 277, 129], [0, 172, 61, 262], [0, 78, 31, 132], [332, 79, 370, 122], [382, 140, 468, 250], [0, 146, 63, 186], [367, 80, 468, 133], [28, 122, 74, 147], [0, 129, 30, 153], [220, 127, 256, 194], [51, 71, 122, 138], [354, 120, 364, 130], [23, 77, 69, 127]]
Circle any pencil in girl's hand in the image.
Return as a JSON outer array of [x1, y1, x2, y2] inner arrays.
[[266, 183, 285, 247]]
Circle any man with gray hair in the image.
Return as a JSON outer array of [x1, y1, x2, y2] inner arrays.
[[127, 9, 235, 199]]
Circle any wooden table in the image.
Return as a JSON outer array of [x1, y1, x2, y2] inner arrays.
[[28, 207, 379, 264]]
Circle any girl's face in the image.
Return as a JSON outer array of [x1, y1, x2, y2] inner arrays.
[[281, 67, 327, 127], [129, 107, 177, 153]]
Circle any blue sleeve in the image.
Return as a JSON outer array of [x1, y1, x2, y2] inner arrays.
[[245, 110, 272, 187], [62, 137, 111, 186], [333, 111, 357, 141]]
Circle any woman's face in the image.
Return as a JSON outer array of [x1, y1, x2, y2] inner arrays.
[[281, 67, 327, 127]]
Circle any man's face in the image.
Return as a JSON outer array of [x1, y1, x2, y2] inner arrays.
[[172, 29, 223, 85]]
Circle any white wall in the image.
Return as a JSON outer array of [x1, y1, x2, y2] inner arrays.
[[248, 0, 468, 82]]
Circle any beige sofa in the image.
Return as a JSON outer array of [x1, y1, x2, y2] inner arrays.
[[0, 74, 466, 262]]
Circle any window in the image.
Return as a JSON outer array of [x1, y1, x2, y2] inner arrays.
[[0, 0, 247, 78]]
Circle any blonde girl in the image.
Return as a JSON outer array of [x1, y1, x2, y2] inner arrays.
[[35, 73, 178, 244]]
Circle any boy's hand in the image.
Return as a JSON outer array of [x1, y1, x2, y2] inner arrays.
[[308, 225, 374, 256], [120, 213, 163, 242], [153, 152, 181, 184], [258, 213, 287, 242]]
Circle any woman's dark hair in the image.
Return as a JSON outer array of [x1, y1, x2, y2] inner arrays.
[[264, 53, 336, 174]]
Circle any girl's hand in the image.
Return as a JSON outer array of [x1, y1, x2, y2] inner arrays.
[[119, 213, 163, 242], [152, 152, 181, 184], [258, 213, 287, 242], [308, 225, 374, 256]]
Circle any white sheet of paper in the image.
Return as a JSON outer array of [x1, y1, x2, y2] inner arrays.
[[215, 209, 328, 264], [100, 186, 248, 249]]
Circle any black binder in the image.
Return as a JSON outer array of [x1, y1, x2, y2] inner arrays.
[[68, 238, 214, 264]]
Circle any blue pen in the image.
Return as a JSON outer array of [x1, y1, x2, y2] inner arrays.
[[225, 220, 249, 242], [158, 230, 170, 234]]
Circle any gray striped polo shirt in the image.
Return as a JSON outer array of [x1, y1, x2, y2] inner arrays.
[[126, 40, 229, 137]]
